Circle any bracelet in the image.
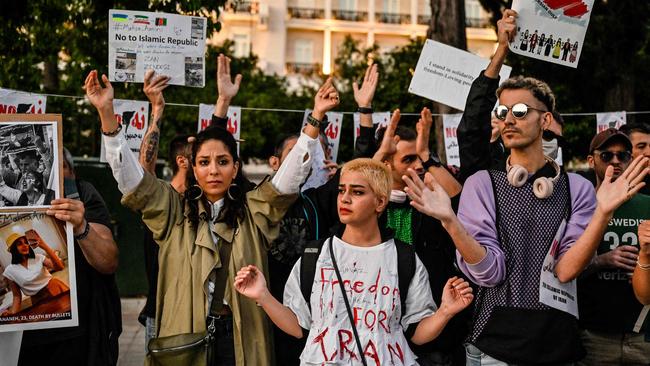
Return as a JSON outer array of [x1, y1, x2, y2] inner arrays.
[[101, 124, 123, 137], [306, 113, 322, 128], [74, 220, 91, 241], [357, 106, 373, 114], [638, 260, 650, 271]]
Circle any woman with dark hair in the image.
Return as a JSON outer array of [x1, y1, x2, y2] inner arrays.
[[85, 69, 338, 365], [0, 170, 54, 206], [1, 228, 68, 316]]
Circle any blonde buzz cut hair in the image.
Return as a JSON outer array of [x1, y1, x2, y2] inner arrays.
[[340, 158, 391, 202]]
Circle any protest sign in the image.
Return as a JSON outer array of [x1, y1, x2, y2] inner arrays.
[[0, 114, 63, 211], [108, 9, 207, 87], [100, 99, 150, 163], [0, 88, 46, 114], [301, 110, 343, 163], [0, 213, 77, 332], [596, 111, 626, 133], [352, 112, 391, 144], [197, 104, 242, 141], [510, 0, 594, 68], [442, 113, 462, 167], [409, 40, 512, 110]]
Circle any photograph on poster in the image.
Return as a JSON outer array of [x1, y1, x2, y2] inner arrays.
[[0, 212, 77, 332], [0, 118, 62, 209]]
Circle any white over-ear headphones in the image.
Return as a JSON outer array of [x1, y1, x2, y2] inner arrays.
[[506, 155, 561, 199]]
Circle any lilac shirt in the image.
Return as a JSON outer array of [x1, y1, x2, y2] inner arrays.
[[456, 170, 596, 287]]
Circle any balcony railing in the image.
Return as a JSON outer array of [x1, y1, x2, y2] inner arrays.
[[465, 16, 492, 28], [225, 1, 259, 14], [288, 7, 325, 19], [332, 9, 368, 22], [417, 14, 429, 25], [375, 12, 411, 24], [286, 62, 320, 75]]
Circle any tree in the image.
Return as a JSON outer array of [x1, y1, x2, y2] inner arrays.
[[427, 0, 467, 163]]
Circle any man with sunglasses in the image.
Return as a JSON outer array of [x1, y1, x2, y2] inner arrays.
[[576, 128, 650, 365], [458, 9, 566, 184], [402, 74, 649, 365]]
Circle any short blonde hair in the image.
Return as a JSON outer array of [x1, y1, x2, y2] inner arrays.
[[340, 158, 391, 202]]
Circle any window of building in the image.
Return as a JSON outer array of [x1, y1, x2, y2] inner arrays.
[[233, 33, 251, 58], [297, 0, 315, 8], [294, 39, 314, 64], [383, 0, 400, 13], [339, 0, 356, 11]]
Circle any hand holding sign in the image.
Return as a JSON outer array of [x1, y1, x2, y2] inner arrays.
[[353, 63, 379, 108]]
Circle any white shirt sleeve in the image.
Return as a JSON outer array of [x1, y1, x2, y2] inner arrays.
[[400, 254, 437, 330], [271, 132, 318, 194], [102, 129, 144, 195], [283, 258, 312, 330]]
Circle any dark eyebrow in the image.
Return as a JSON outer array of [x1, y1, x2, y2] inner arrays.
[[197, 154, 230, 159]]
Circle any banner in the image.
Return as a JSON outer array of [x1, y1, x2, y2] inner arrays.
[[197, 104, 242, 141], [108, 10, 207, 87], [442, 114, 462, 167], [301, 110, 343, 163], [409, 40, 512, 111], [510, 0, 594, 68], [596, 111, 626, 133], [100, 99, 150, 163], [352, 112, 391, 144], [0, 89, 46, 114]]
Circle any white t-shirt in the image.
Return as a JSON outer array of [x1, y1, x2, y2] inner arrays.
[[3, 254, 52, 296], [284, 236, 436, 366]]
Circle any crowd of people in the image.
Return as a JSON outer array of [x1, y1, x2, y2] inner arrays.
[[6, 8, 650, 366]]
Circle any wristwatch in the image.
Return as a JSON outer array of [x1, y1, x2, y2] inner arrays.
[[422, 152, 442, 170], [306, 113, 322, 128]]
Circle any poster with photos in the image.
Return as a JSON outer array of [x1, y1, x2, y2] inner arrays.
[[108, 9, 207, 87], [0, 114, 63, 211], [0, 212, 77, 332]]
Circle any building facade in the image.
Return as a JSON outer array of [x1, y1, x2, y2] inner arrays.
[[212, 0, 497, 76]]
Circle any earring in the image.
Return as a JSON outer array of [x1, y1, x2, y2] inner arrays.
[[227, 183, 241, 201], [186, 184, 203, 200]]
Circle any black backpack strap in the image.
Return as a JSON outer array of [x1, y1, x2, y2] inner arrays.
[[300, 237, 327, 312], [394, 239, 416, 319]]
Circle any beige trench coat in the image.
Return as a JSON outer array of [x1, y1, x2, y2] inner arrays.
[[122, 172, 296, 365]]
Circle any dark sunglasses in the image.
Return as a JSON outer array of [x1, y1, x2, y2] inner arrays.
[[595, 150, 632, 163], [494, 103, 548, 121]]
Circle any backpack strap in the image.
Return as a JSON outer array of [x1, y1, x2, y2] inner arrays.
[[300, 237, 327, 312], [394, 239, 416, 319]]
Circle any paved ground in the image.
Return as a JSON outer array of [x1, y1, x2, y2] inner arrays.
[[118, 298, 146, 366]]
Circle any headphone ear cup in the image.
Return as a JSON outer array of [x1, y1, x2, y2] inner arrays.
[[533, 177, 554, 199], [507, 165, 528, 188]]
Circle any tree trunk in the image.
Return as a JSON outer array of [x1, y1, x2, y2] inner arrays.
[[427, 0, 467, 164], [604, 75, 635, 124], [43, 56, 59, 92]]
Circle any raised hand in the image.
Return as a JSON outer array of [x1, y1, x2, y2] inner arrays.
[[353, 63, 379, 108], [234, 265, 269, 302], [84, 70, 114, 112], [416, 107, 433, 160], [312, 77, 339, 120], [498, 9, 518, 46], [439, 276, 474, 315], [143, 69, 170, 112], [403, 169, 455, 222], [596, 155, 649, 215], [373, 109, 400, 161], [217, 53, 242, 101]]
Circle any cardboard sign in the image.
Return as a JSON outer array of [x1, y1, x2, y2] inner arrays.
[[108, 9, 207, 87], [409, 40, 512, 111], [100, 99, 149, 163], [596, 111, 626, 133], [510, 0, 594, 68], [442, 113, 462, 167], [0, 89, 46, 114], [352, 112, 391, 144], [197, 104, 242, 141]]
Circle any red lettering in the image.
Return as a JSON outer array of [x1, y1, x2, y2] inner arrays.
[[387, 342, 404, 363], [381, 286, 390, 295], [337, 329, 357, 360], [0, 104, 7, 114], [114, 114, 123, 125], [378, 310, 390, 333], [364, 309, 376, 330], [368, 269, 381, 304], [325, 123, 338, 139], [352, 281, 364, 293], [356, 126, 360, 137], [445, 127, 457, 138], [132, 112, 145, 130], [312, 327, 330, 362], [353, 307, 362, 327], [200, 118, 210, 131], [363, 339, 381, 365], [227, 117, 237, 134]]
